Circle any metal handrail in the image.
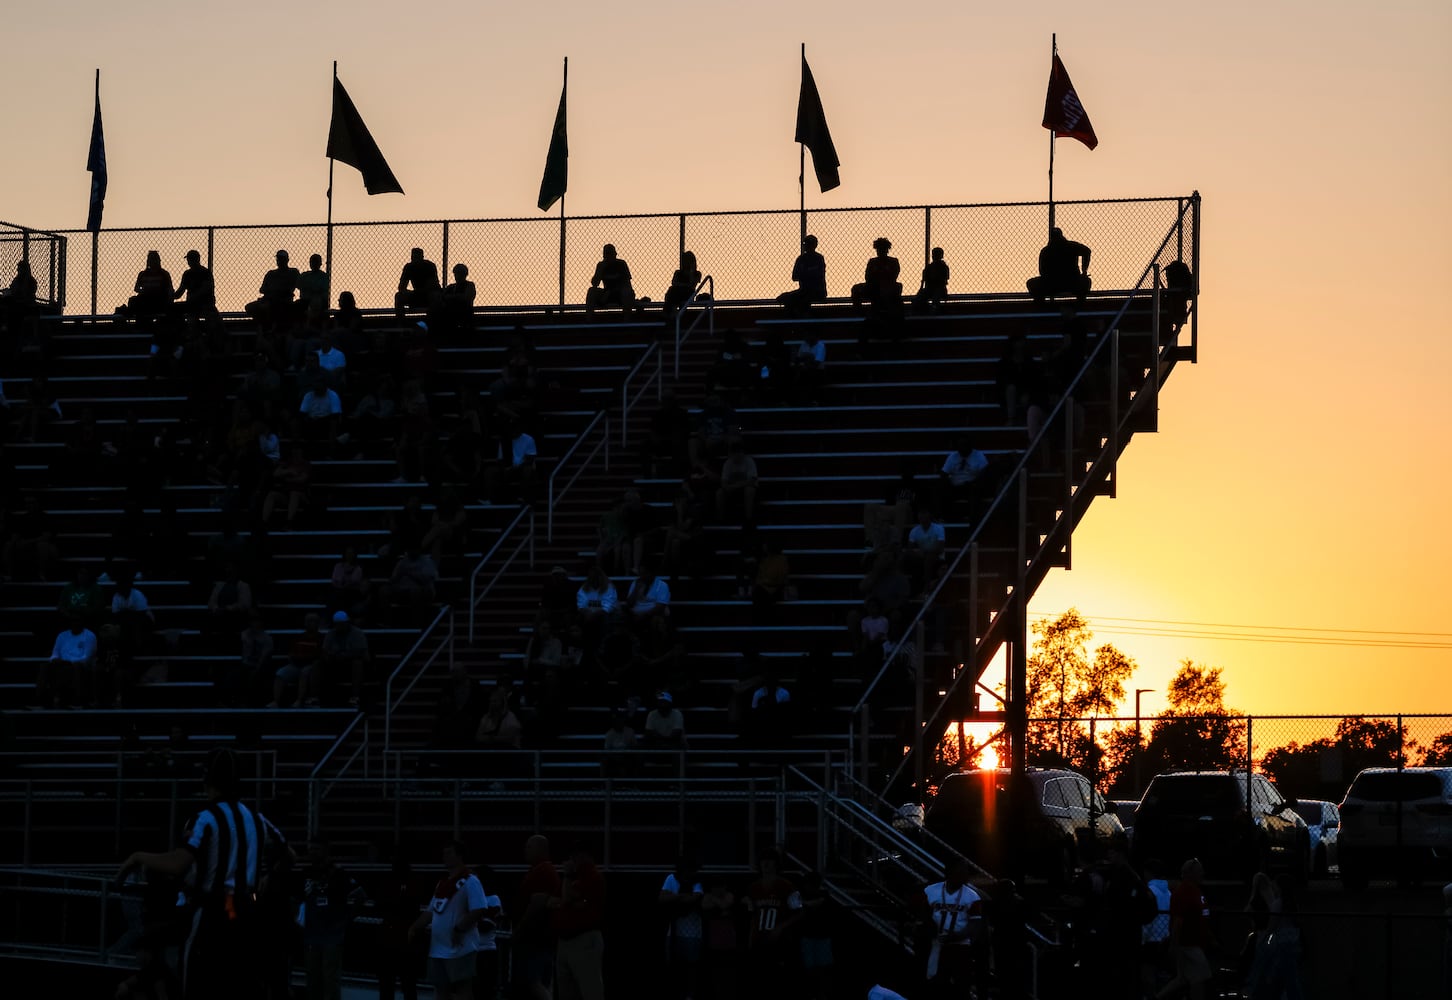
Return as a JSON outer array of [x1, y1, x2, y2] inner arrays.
[[619, 341, 663, 447], [546, 410, 610, 542], [467, 506, 536, 644], [382, 605, 455, 759], [673, 274, 715, 378], [850, 198, 1196, 784]]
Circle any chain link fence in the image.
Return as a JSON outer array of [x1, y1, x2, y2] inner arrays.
[[45, 195, 1197, 315], [0, 221, 67, 307]]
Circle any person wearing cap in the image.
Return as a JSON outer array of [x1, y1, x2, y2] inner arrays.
[[777, 234, 827, 317], [395, 247, 441, 321], [851, 237, 902, 311], [245, 250, 300, 330], [644, 692, 685, 749], [174, 249, 220, 337], [1027, 227, 1092, 305], [585, 243, 635, 315], [118, 747, 291, 1000], [322, 610, 371, 708]]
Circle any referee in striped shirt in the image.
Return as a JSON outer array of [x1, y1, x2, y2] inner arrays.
[[118, 748, 290, 1000]]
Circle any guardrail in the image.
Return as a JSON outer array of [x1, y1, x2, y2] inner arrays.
[[619, 341, 663, 447], [673, 274, 715, 378], [467, 507, 536, 644], [381, 604, 454, 760], [546, 410, 609, 542], [849, 193, 1200, 790]]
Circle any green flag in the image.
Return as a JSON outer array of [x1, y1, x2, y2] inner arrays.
[[795, 54, 840, 193], [537, 65, 568, 213], [327, 76, 404, 195]]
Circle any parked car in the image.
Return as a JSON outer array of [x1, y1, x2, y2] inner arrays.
[[1131, 770, 1308, 882], [1338, 767, 1452, 889], [925, 767, 1124, 882], [1291, 799, 1340, 876], [1110, 799, 1139, 846]]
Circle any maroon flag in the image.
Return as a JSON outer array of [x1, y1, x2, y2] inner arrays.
[[1042, 53, 1098, 150]]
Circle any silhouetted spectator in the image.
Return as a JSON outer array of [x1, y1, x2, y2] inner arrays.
[[327, 547, 369, 618], [718, 440, 759, 525], [1163, 258, 1194, 338], [778, 234, 826, 314], [41, 618, 97, 708], [750, 541, 791, 624], [388, 546, 439, 623], [237, 613, 274, 707], [262, 445, 312, 525], [174, 250, 220, 339], [688, 393, 738, 468], [644, 691, 685, 749], [295, 253, 331, 320], [0, 260, 38, 337], [275, 612, 324, 706], [208, 563, 254, 635], [125, 250, 174, 321], [792, 331, 826, 403], [297, 379, 343, 447], [906, 508, 946, 589], [624, 564, 671, 621], [749, 676, 792, 743], [586, 243, 636, 314], [851, 237, 902, 310], [314, 332, 346, 389], [938, 436, 988, 518], [56, 566, 105, 629], [475, 685, 523, 749], [394, 247, 441, 320], [434, 664, 486, 750], [525, 619, 564, 672], [1028, 227, 1091, 304], [915, 246, 951, 311], [663, 250, 702, 319], [603, 711, 638, 774], [438, 262, 477, 333], [323, 610, 371, 707], [245, 250, 300, 329], [539, 564, 578, 627]]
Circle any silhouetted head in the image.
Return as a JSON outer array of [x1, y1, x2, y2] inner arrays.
[[186, 250, 202, 265], [1049, 227, 1065, 243], [872, 237, 891, 255], [758, 849, 782, 880], [145, 250, 162, 269], [932, 246, 944, 261], [276, 250, 289, 265], [1181, 857, 1204, 884], [309, 254, 323, 271], [410, 247, 425, 263], [16, 260, 31, 276], [524, 834, 550, 866], [945, 861, 974, 892], [442, 839, 468, 873], [680, 251, 697, 271], [602, 244, 617, 260], [802, 235, 818, 252], [203, 747, 240, 801], [338, 290, 356, 310], [453, 263, 469, 281]]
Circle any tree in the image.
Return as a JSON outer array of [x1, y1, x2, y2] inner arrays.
[[1024, 609, 1137, 777], [1262, 718, 1417, 800], [1424, 732, 1452, 766], [1141, 661, 1246, 775]]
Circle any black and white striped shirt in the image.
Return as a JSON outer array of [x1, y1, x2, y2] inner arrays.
[[184, 800, 285, 897]]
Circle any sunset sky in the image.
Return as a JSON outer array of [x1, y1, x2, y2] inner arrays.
[[2, 1, 1448, 716]]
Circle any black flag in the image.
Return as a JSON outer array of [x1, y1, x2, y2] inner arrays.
[[795, 55, 840, 193], [326, 77, 404, 195], [86, 73, 107, 232], [537, 72, 568, 213]]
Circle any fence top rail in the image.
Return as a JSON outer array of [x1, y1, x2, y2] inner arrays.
[[40, 194, 1199, 235], [0, 220, 68, 239]]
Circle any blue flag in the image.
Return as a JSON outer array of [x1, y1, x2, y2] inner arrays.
[[86, 74, 107, 232]]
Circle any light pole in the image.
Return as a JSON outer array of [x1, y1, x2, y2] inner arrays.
[[1134, 688, 1155, 797]]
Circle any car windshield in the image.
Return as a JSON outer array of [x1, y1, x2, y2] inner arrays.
[[934, 773, 1014, 824], [1144, 776, 1239, 814], [1292, 802, 1323, 824], [1349, 772, 1443, 802]]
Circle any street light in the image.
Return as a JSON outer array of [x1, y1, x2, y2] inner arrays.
[[1134, 688, 1155, 797]]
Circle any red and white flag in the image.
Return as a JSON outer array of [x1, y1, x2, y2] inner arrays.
[[1042, 53, 1098, 150]]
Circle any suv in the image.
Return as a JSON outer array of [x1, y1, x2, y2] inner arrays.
[[1132, 770, 1308, 881], [924, 768, 1123, 881], [1338, 767, 1452, 888]]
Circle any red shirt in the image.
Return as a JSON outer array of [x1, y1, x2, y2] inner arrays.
[[746, 877, 800, 945], [516, 862, 562, 945], [1170, 881, 1211, 949], [552, 860, 605, 939]]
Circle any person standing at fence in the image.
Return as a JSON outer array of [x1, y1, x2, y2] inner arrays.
[[395, 247, 441, 321], [117, 747, 290, 1000]]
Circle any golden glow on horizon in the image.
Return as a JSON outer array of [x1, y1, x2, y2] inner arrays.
[[1, 1, 1448, 713]]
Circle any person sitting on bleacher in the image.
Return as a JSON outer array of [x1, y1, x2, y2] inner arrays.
[[262, 445, 312, 526], [388, 545, 439, 625], [717, 440, 759, 526], [792, 331, 826, 404], [315, 332, 347, 389], [208, 562, 254, 636], [644, 691, 685, 749], [324, 610, 372, 708], [174, 250, 219, 336], [778, 234, 827, 316], [245, 250, 300, 330], [297, 378, 343, 448], [914, 246, 951, 312], [749, 540, 792, 625], [56, 566, 105, 631], [238, 612, 275, 707], [906, 508, 946, 595], [275, 612, 324, 707], [938, 435, 989, 520], [1163, 258, 1194, 338], [525, 618, 565, 672], [295, 253, 331, 322], [437, 263, 477, 335], [851, 237, 902, 311], [422, 489, 470, 565], [394, 247, 441, 321], [109, 572, 155, 689], [749, 675, 793, 745], [624, 563, 671, 621], [40, 616, 98, 708], [688, 393, 738, 469], [1027, 227, 1092, 305], [662, 250, 702, 322], [0, 259, 38, 337], [475, 684, 524, 749], [585, 243, 635, 315], [327, 547, 369, 619], [124, 251, 174, 321], [576, 564, 619, 656]]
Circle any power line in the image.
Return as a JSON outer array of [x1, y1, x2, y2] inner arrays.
[[1028, 613, 1452, 650], [1032, 613, 1452, 639]]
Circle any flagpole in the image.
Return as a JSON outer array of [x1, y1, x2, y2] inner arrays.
[[1048, 35, 1057, 235], [90, 68, 100, 316], [799, 43, 807, 247], [326, 61, 337, 281], [558, 57, 568, 309]]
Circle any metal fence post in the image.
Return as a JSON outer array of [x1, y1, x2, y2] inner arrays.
[[924, 206, 932, 267], [206, 226, 215, 271], [441, 221, 450, 287], [1190, 192, 1201, 362], [678, 214, 686, 262], [89, 231, 99, 316]]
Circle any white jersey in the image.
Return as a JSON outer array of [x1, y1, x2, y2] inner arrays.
[[923, 881, 982, 939]]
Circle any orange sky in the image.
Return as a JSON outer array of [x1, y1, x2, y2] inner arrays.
[[2, 1, 1449, 714]]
